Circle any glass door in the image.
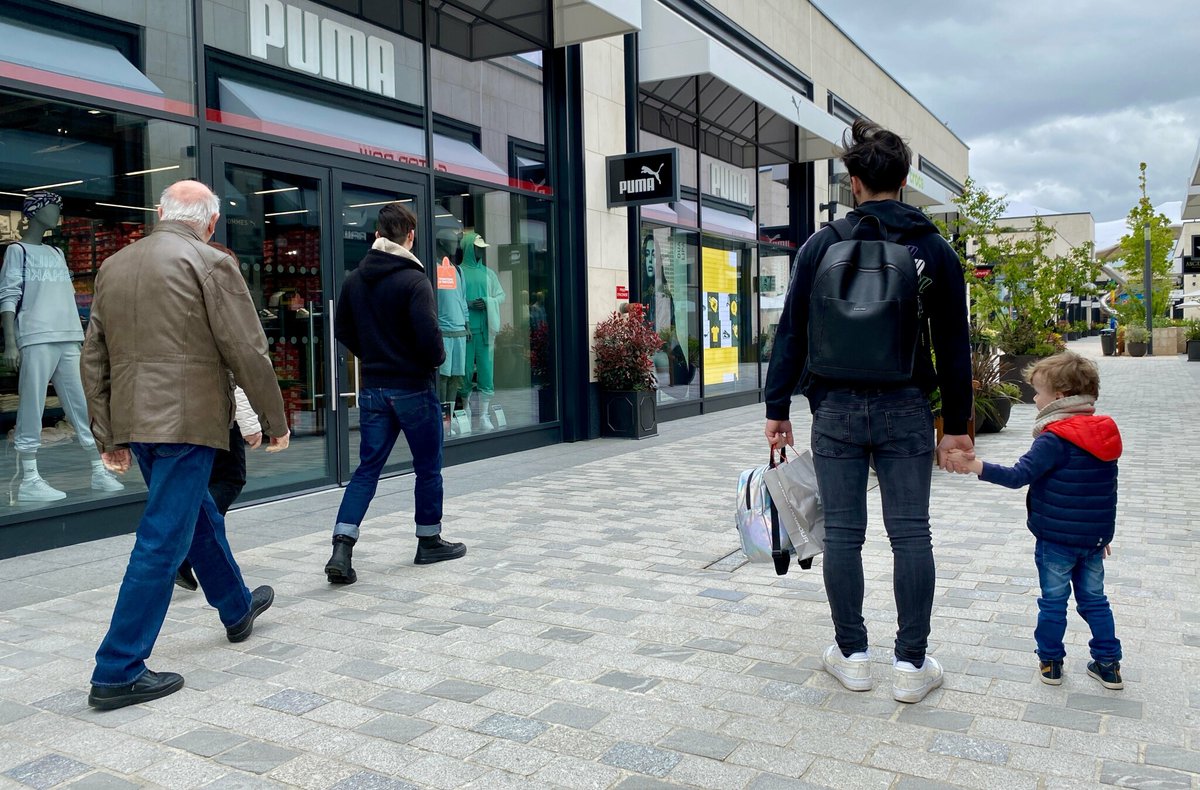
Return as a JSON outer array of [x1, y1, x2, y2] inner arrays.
[[214, 148, 336, 496], [332, 172, 427, 483]]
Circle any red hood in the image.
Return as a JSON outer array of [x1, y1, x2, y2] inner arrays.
[[1044, 415, 1122, 462]]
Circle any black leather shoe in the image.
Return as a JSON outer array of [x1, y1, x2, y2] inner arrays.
[[414, 536, 467, 565], [88, 670, 184, 710], [325, 535, 357, 584], [226, 585, 274, 643], [174, 561, 198, 592]]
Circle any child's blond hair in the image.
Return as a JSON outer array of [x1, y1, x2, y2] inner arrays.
[[1023, 352, 1100, 399]]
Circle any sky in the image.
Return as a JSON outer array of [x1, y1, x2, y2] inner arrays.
[[810, 0, 1200, 224]]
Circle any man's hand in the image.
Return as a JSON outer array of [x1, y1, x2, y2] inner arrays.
[[243, 431, 263, 449], [937, 434, 974, 471], [765, 419, 795, 450], [3, 345, 19, 371], [470, 298, 486, 310], [1104, 544, 1112, 558], [101, 448, 132, 474], [465, 324, 472, 341], [265, 430, 291, 453]]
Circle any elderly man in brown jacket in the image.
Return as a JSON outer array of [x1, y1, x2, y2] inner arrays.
[[81, 180, 290, 710]]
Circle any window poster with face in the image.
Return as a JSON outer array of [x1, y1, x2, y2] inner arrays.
[[702, 246, 739, 385]]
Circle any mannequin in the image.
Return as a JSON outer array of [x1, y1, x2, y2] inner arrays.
[[0, 192, 124, 502], [457, 232, 505, 430], [435, 252, 469, 431]]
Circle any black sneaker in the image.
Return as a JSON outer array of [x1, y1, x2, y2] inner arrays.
[[226, 585, 274, 643], [325, 535, 357, 585], [1039, 659, 1063, 685], [1087, 660, 1123, 690], [88, 670, 184, 710], [414, 536, 467, 565], [174, 561, 198, 592]]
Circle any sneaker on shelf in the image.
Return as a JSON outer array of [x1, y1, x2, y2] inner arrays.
[[1039, 659, 1063, 685], [822, 645, 872, 692], [19, 477, 67, 502], [480, 412, 495, 431], [892, 655, 943, 703], [91, 468, 125, 492], [1086, 660, 1123, 690]]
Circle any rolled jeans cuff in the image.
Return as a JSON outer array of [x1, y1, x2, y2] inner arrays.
[[415, 523, 441, 538], [90, 667, 148, 689], [333, 522, 360, 542]]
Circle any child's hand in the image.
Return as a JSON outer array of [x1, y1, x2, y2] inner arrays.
[[944, 449, 982, 475]]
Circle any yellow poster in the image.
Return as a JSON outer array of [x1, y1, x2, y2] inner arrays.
[[702, 247, 739, 385]]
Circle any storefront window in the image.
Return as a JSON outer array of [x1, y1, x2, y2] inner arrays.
[[0, 0, 195, 113], [700, 236, 758, 396], [640, 225, 699, 404], [433, 179, 556, 434], [759, 246, 792, 382], [0, 94, 198, 519]]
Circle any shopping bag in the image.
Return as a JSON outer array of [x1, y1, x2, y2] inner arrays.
[[762, 447, 825, 567], [735, 452, 792, 575]]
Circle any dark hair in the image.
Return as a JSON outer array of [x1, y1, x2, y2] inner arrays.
[[377, 202, 417, 242], [840, 119, 911, 194]]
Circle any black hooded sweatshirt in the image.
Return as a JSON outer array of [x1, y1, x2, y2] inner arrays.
[[334, 243, 445, 390], [764, 199, 972, 435]]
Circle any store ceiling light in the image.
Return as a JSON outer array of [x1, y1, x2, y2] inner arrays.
[[87, 109, 102, 115], [23, 180, 83, 191], [124, 165, 181, 176], [264, 209, 309, 217], [0, 191, 27, 198], [96, 202, 156, 212], [255, 187, 300, 195], [347, 199, 401, 208], [435, 213, 453, 218]]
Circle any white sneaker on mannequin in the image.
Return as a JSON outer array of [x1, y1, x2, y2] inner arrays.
[[91, 468, 125, 492], [19, 477, 67, 502], [480, 399, 495, 431]]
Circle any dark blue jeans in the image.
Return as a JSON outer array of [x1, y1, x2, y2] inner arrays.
[[1034, 539, 1121, 662], [810, 387, 935, 665], [334, 386, 443, 541], [92, 443, 253, 687]]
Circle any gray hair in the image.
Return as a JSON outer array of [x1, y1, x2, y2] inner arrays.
[[159, 181, 220, 232]]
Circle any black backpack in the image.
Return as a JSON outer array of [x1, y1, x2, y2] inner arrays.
[[807, 216, 921, 383]]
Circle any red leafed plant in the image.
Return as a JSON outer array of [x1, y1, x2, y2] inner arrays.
[[592, 302, 663, 391]]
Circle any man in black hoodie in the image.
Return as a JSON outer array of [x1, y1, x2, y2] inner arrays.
[[764, 120, 972, 704], [324, 203, 466, 584]]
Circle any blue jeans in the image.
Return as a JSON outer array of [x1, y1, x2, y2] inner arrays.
[[92, 443, 253, 687], [334, 386, 443, 541], [1034, 540, 1121, 662], [810, 387, 935, 665]]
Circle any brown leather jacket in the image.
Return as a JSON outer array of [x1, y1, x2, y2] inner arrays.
[[81, 221, 286, 452]]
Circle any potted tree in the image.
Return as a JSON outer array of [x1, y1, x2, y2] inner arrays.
[[1125, 324, 1149, 357], [973, 351, 1021, 434], [996, 318, 1064, 403], [1186, 320, 1200, 361], [593, 303, 663, 438]]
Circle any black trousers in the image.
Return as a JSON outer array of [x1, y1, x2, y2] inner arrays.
[[208, 425, 248, 516]]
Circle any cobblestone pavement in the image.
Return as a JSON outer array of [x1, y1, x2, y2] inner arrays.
[[1, 337, 1198, 789]]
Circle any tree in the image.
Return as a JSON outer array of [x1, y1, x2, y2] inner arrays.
[[1115, 162, 1175, 323]]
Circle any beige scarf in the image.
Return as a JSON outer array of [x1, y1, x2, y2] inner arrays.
[[371, 236, 423, 269], [1032, 394, 1096, 437]]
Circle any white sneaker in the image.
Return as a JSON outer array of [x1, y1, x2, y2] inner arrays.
[[480, 412, 495, 431], [18, 477, 67, 502], [91, 469, 125, 492], [892, 655, 943, 704], [822, 645, 873, 691]]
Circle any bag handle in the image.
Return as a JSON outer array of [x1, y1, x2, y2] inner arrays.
[[768, 445, 791, 576], [850, 214, 888, 241]]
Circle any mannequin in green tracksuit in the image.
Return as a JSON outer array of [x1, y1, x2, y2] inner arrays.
[[458, 232, 505, 430]]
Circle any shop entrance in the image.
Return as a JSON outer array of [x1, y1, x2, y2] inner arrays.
[[211, 145, 428, 496]]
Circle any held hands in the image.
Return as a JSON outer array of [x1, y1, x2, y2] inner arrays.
[[765, 419, 795, 450], [265, 430, 291, 453], [943, 448, 983, 475], [101, 449, 132, 475], [937, 434, 975, 472]]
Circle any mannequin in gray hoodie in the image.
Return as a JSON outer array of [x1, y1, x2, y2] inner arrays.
[[0, 193, 124, 502]]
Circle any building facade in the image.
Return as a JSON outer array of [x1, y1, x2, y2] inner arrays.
[[0, 0, 967, 555]]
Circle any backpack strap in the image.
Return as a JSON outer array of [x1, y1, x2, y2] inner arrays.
[[826, 218, 856, 242]]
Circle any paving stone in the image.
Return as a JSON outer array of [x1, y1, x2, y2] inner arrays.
[[538, 627, 594, 644], [32, 690, 89, 715], [367, 691, 436, 715], [657, 728, 740, 760], [758, 681, 829, 706], [1144, 744, 1200, 774], [1021, 703, 1101, 732], [896, 706, 974, 732], [166, 729, 249, 757], [0, 699, 35, 725], [532, 702, 607, 730], [213, 742, 299, 774], [927, 733, 1010, 765], [4, 755, 91, 789], [1064, 692, 1143, 719], [1099, 761, 1193, 790], [424, 680, 495, 703], [471, 713, 550, 743], [355, 714, 435, 743], [699, 588, 748, 602], [593, 671, 660, 693], [745, 662, 814, 685], [329, 771, 419, 790], [633, 644, 695, 662], [685, 637, 744, 654], [403, 621, 460, 636], [334, 660, 396, 682], [599, 742, 681, 778], [746, 776, 827, 790], [65, 773, 143, 790], [256, 689, 329, 715]]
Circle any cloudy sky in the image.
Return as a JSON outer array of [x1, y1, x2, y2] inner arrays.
[[811, 0, 1199, 223]]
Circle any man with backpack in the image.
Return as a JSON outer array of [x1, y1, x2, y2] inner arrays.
[[764, 119, 972, 704]]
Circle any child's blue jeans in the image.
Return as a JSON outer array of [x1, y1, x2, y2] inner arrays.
[[1034, 539, 1122, 662]]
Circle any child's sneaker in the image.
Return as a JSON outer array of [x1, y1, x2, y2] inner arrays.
[[1086, 660, 1123, 690], [822, 645, 872, 691], [892, 655, 943, 703], [1039, 659, 1063, 685]]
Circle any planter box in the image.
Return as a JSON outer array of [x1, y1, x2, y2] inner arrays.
[[600, 390, 657, 439], [1188, 340, 1200, 361], [1152, 327, 1179, 356], [999, 354, 1039, 403], [1127, 341, 1148, 357]]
